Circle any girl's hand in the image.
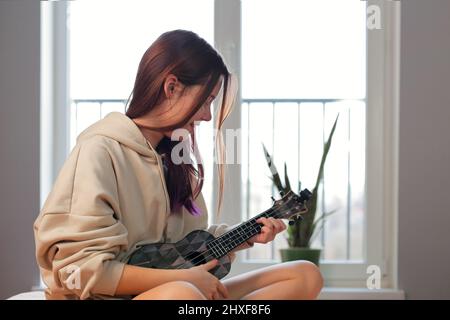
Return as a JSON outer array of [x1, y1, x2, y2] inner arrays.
[[247, 217, 286, 245], [184, 259, 229, 300]]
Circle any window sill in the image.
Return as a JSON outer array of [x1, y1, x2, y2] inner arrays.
[[318, 288, 405, 300]]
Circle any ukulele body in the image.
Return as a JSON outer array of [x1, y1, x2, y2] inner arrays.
[[127, 230, 232, 279], [126, 189, 312, 280]]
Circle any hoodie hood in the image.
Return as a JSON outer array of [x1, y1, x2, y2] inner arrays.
[[76, 112, 157, 160]]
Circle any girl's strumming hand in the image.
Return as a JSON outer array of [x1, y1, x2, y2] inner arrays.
[[184, 259, 229, 300]]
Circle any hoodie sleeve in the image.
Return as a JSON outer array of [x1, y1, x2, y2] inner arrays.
[[34, 138, 129, 299], [206, 223, 230, 238]]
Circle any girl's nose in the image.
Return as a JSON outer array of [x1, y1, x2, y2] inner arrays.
[[200, 104, 212, 122]]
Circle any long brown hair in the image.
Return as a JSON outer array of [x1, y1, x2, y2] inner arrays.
[[125, 29, 237, 217]]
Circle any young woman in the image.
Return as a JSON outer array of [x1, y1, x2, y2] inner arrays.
[[34, 29, 323, 300]]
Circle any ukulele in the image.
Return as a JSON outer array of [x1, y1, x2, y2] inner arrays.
[[127, 189, 312, 279]]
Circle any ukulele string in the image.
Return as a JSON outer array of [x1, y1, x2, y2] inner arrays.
[[173, 222, 264, 270], [172, 208, 287, 270], [176, 195, 305, 269]]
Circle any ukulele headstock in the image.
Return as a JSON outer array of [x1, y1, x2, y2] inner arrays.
[[270, 189, 312, 221]]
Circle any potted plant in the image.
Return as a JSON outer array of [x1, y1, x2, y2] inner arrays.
[[262, 115, 339, 266]]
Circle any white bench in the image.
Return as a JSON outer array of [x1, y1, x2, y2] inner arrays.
[[7, 291, 46, 300]]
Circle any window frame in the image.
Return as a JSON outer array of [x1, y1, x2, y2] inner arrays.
[[43, 0, 401, 289], [40, 0, 71, 289], [213, 0, 401, 288], [40, 0, 71, 208]]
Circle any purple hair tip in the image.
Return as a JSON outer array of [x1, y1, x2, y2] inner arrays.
[[187, 200, 202, 216]]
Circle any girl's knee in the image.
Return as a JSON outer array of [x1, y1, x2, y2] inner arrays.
[[168, 281, 207, 300], [288, 261, 324, 298], [287, 260, 322, 278]]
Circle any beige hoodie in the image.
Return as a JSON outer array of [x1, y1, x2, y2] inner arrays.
[[33, 111, 233, 300]]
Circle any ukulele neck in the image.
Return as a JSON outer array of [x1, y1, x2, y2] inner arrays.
[[206, 209, 277, 258]]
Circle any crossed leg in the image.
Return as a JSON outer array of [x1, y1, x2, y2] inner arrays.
[[222, 260, 323, 300], [132, 260, 323, 300]]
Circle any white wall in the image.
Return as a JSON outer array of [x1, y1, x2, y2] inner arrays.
[[0, 0, 41, 298], [398, 0, 450, 299]]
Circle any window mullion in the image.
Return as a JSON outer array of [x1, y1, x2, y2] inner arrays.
[[212, 0, 242, 228]]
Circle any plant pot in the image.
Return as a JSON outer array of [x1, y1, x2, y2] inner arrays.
[[279, 248, 322, 266]]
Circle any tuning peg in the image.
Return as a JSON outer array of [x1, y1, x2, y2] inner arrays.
[[300, 188, 313, 201]]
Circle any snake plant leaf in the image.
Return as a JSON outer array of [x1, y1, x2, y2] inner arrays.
[[311, 209, 338, 232], [313, 114, 339, 191], [262, 143, 284, 192], [284, 162, 292, 192], [261, 113, 339, 248], [302, 114, 339, 247], [309, 209, 338, 245], [308, 222, 324, 246]]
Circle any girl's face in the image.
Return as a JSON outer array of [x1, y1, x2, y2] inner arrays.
[[163, 76, 223, 139]]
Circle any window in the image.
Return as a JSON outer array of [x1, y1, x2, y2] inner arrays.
[[241, 0, 366, 262], [43, 0, 400, 288], [214, 0, 399, 288], [68, 0, 216, 213]]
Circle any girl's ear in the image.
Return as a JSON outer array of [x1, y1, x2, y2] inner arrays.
[[163, 74, 179, 99]]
